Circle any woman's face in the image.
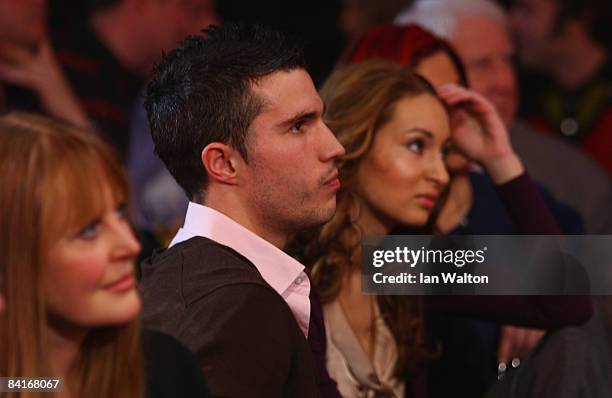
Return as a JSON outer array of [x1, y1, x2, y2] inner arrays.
[[356, 93, 451, 230], [42, 183, 141, 328]]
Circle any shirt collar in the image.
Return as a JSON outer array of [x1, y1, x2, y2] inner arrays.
[[170, 202, 306, 296]]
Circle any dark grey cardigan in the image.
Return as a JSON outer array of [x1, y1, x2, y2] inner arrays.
[[139, 236, 319, 398]]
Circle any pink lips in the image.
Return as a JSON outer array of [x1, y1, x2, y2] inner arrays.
[[417, 194, 439, 209], [104, 273, 136, 293], [323, 171, 341, 189], [325, 178, 341, 189]]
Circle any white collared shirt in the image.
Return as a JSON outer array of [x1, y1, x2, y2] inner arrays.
[[170, 202, 311, 336]]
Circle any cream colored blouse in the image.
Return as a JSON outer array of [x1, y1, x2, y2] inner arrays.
[[324, 300, 404, 398]]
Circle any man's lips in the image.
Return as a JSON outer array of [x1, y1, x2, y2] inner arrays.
[[323, 170, 340, 189]]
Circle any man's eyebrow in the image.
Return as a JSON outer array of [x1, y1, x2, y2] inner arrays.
[[405, 128, 434, 139], [278, 106, 323, 128]]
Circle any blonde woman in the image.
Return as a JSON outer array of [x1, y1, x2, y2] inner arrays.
[[0, 112, 208, 398]]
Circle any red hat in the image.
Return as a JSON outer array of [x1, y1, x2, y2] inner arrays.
[[349, 24, 443, 65]]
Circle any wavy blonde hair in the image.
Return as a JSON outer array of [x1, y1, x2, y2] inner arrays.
[[297, 60, 446, 376], [0, 112, 144, 398]]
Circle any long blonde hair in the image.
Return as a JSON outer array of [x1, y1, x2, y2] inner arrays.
[[297, 60, 445, 376], [0, 112, 144, 398]]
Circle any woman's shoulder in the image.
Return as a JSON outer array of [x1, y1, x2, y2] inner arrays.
[[141, 328, 211, 398]]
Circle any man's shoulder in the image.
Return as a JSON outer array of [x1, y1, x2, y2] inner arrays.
[[139, 238, 308, 374], [142, 276, 301, 349], [140, 236, 270, 303], [141, 236, 263, 279]]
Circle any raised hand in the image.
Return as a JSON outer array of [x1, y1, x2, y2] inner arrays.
[[498, 325, 545, 367], [436, 84, 524, 184], [0, 40, 58, 89], [0, 40, 90, 128]]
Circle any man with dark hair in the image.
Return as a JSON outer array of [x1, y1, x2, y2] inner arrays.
[[510, 0, 612, 175], [139, 24, 345, 397]]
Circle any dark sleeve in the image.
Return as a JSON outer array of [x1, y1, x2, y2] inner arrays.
[[495, 172, 561, 234], [426, 295, 591, 329], [427, 173, 593, 327], [536, 184, 585, 234], [142, 329, 211, 398], [308, 291, 342, 398], [186, 284, 311, 398]]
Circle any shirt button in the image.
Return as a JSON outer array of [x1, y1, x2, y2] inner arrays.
[[295, 276, 304, 285]]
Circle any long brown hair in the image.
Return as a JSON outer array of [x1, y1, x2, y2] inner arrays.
[[299, 60, 445, 376], [0, 112, 144, 398]]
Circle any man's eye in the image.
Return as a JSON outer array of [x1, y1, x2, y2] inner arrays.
[[406, 139, 424, 154], [290, 121, 305, 133]]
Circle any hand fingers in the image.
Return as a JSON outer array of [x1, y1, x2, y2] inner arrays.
[[516, 328, 531, 357], [449, 108, 469, 125], [498, 326, 545, 364], [449, 109, 482, 139], [525, 329, 545, 351], [439, 92, 494, 115], [499, 326, 527, 362], [0, 62, 34, 87], [436, 84, 473, 103], [497, 326, 513, 364], [0, 42, 34, 65], [515, 328, 544, 357], [436, 84, 495, 114]]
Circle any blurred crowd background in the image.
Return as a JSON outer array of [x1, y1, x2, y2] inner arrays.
[[5, 0, 604, 247], [1, 1, 611, 397]]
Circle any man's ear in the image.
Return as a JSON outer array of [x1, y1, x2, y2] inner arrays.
[[201, 142, 243, 184]]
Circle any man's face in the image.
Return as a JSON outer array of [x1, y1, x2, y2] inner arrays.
[[242, 69, 345, 235], [451, 16, 518, 128], [510, 0, 561, 69], [0, 0, 47, 50]]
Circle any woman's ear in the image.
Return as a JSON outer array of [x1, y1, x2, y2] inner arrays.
[[201, 142, 242, 184]]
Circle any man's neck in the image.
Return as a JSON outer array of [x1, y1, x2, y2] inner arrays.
[[550, 35, 607, 90], [90, 5, 145, 74], [203, 196, 289, 249]]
